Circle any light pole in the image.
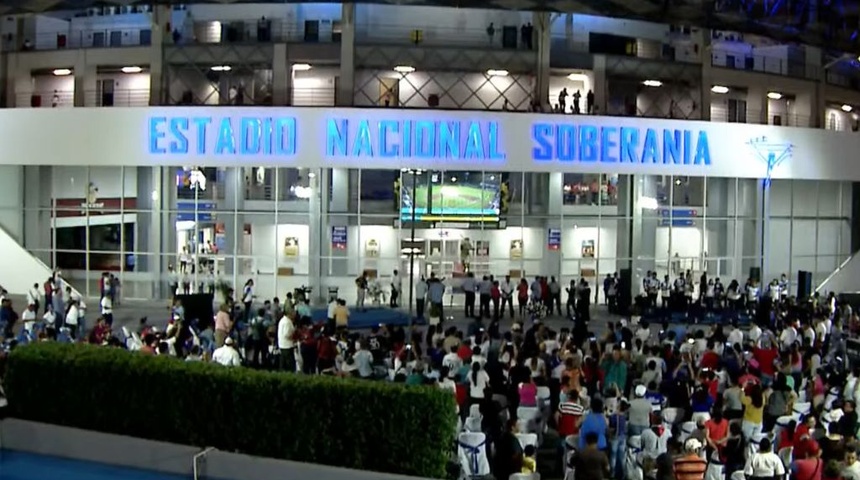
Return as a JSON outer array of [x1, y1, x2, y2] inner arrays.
[[403, 168, 423, 326]]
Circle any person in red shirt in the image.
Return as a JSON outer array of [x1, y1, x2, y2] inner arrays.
[[556, 389, 585, 438], [792, 443, 823, 480], [793, 416, 820, 459], [753, 341, 779, 386], [491, 281, 501, 320], [699, 340, 720, 371], [457, 340, 472, 362], [704, 409, 729, 459]]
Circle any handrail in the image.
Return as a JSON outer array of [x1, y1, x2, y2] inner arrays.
[[815, 252, 857, 293], [192, 446, 216, 480]]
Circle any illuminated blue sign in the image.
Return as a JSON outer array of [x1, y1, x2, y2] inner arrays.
[[531, 123, 711, 165], [326, 119, 506, 160], [149, 116, 297, 156]]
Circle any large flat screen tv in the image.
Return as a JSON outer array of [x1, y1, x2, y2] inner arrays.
[[400, 171, 501, 222]]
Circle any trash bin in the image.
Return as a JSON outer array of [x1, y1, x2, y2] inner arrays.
[[328, 287, 339, 302]]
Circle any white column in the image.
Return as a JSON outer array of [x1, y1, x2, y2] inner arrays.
[[592, 55, 607, 115], [74, 52, 96, 107], [337, 3, 355, 106]]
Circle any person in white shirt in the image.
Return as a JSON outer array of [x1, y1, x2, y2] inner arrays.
[[409, 276, 426, 321], [660, 276, 671, 308], [468, 362, 491, 401], [100, 295, 113, 326], [327, 298, 338, 329], [744, 438, 785, 479], [844, 450, 860, 480], [727, 323, 744, 349], [276, 314, 297, 372], [65, 300, 80, 339], [27, 283, 41, 313], [212, 337, 241, 367], [389, 269, 402, 308], [748, 323, 763, 347], [780, 324, 798, 350], [640, 424, 673, 460], [21, 304, 37, 333], [500, 275, 514, 319], [43, 304, 56, 328], [442, 346, 462, 375]]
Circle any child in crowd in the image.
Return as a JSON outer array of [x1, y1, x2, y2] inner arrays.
[[521, 445, 537, 473]]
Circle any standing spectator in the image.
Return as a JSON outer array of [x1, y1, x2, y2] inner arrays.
[[744, 438, 785, 479], [277, 312, 297, 372], [415, 275, 427, 320], [214, 303, 232, 347], [462, 272, 477, 318], [573, 432, 610, 480], [390, 269, 401, 308], [674, 438, 707, 480], [212, 337, 241, 367]]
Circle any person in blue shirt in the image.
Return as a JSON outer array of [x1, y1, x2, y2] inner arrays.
[[578, 397, 608, 451]]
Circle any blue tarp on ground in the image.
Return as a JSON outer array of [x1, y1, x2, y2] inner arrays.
[[309, 307, 420, 329]]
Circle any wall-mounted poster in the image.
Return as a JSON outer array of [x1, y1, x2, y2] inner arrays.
[[365, 239, 380, 258], [284, 237, 300, 258], [581, 239, 595, 258], [509, 239, 523, 259]]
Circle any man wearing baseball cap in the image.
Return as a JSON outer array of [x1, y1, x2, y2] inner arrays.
[[673, 438, 707, 480]]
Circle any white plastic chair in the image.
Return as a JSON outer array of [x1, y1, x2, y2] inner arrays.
[[516, 433, 539, 450], [624, 435, 644, 480], [731, 471, 746, 480], [662, 407, 684, 427], [777, 446, 792, 471], [792, 401, 812, 420], [773, 415, 794, 440], [679, 421, 696, 443], [457, 432, 490, 478], [691, 411, 711, 424], [464, 416, 482, 432], [517, 406, 541, 422], [469, 404, 482, 419], [537, 386, 551, 410], [510, 474, 540, 480]]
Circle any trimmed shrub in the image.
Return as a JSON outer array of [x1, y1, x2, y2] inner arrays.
[[5, 343, 457, 478]]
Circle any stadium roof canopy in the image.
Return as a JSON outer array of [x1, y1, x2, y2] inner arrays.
[[1, 0, 858, 55]]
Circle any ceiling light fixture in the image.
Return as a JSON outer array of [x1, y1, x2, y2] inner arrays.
[[121, 66, 142, 74], [642, 80, 662, 87], [292, 63, 312, 71], [487, 69, 509, 77], [210, 65, 232, 72], [567, 72, 589, 82], [394, 65, 415, 73], [711, 85, 729, 94], [842, 104, 853, 112], [52, 68, 72, 76], [767, 91, 783, 100]]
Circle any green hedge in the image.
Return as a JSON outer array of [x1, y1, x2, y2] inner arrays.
[[4, 343, 457, 477]]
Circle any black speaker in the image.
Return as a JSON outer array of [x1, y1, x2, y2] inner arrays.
[[797, 270, 813, 299], [617, 268, 632, 315], [175, 294, 214, 329], [749, 267, 761, 283]]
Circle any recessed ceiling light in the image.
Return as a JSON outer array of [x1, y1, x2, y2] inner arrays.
[[842, 104, 853, 112], [567, 73, 588, 82], [394, 65, 415, 73], [642, 80, 662, 87], [292, 63, 311, 71], [487, 69, 509, 77], [210, 65, 231, 72], [121, 66, 142, 74], [52, 68, 72, 76], [767, 92, 782, 100], [711, 85, 729, 94]]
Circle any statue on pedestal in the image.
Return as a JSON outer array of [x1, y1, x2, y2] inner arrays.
[[460, 237, 473, 272]]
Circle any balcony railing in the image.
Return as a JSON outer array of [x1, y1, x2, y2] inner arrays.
[[709, 108, 812, 127], [17, 91, 74, 108], [14, 90, 150, 108], [174, 20, 339, 45], [354, 23, 537, 50], [84, 89, 151, 107], [710, 53, 819, 81], [14, 28, 152, 52]]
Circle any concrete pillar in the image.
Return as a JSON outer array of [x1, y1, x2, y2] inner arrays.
[[337, 3, 355, 106], [308, 168, 324, 303], [592, 55, 607, 115], [564, 14, 574, 50], [22, 166, 52, 265], [533, 12, 551, 109], [73, 53, 96, 107], [699, 30, 712, 121], [273, 43, 289, 106], [148, 6, 169, 105]]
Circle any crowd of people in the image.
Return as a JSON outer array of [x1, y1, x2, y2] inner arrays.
[[2, 265, 860, 480]]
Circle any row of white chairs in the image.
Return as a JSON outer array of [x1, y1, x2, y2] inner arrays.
[[457, 431, 540, 479]]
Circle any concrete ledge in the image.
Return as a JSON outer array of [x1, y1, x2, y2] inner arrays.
[[0, 418, 432, 480]]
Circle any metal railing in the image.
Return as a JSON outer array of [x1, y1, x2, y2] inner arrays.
[[192, 447, 216, 480], [14, 90, 150, 108], [710, 52, 819, 81], [14, 29, 152, 52]]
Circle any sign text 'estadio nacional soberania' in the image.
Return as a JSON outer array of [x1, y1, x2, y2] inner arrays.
[[147, 115, 712, 166]]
